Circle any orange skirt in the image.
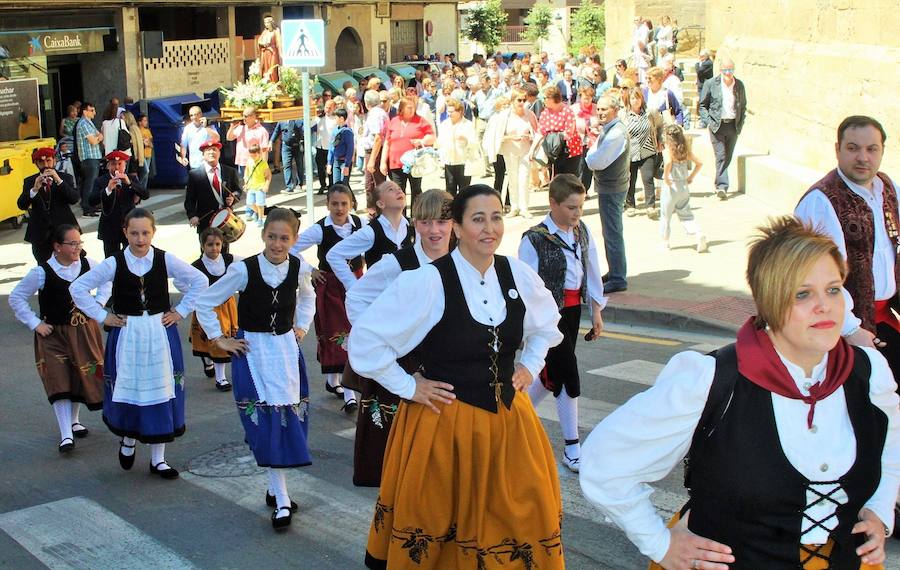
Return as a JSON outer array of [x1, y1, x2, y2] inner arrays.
[[647, 512, 884, 570], [365, 393, 564, 569], [190, 296, 238, 363]]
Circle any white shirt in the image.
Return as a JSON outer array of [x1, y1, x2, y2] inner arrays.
[[347, 248, 563, 400], [579, 347, 900, 563], [720, 79, 737, 120], [182, 122, 210, 169], [200, 253, 244, 277], [290, 215, 367, 258], [70, 247, 207, 324], [326, 216, 411, 290], [9, 256, 111, 331], [662, 75, 683, 105], [795, 169, 896, 334], [315, 114, 337, 149], [204, 163, 224, 206], [518, 215, 608, 310], [194, 254, 316, 339], [345, 239, 432, 324], [437, 117, 475, 165]]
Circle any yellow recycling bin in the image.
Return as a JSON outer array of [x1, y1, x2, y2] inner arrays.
[[0, 147, 32, 227]]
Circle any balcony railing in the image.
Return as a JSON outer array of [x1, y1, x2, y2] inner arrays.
[[503, 25, 526, 43]]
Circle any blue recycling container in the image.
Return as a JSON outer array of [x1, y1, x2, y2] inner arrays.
[[141, 94, 220, 188]]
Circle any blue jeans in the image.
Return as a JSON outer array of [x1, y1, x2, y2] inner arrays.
[[281, 144, 304, 187], [597, 191, 627, 287]]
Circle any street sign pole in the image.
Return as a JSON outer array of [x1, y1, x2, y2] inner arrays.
[[302, 69, 314, 219]]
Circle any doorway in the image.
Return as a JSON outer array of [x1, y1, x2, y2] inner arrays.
[[46, 60, 83, 139], [334, 27, 363, 71]]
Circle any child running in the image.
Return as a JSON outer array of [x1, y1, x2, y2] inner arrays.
[[244, 143, 272, 227], [190, 226, 240, 392], [661, 124, 708, 252], [195, 207, 316, 530]]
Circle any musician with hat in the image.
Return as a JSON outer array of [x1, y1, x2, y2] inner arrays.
[[18, 147, 80, 263], [90, 150, 148, 257], [184, 140, 243, 250]]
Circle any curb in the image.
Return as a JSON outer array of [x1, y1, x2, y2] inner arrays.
[[600, 303, 740, 337]]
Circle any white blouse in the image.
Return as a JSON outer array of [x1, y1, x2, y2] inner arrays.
[[10, 256, 111, 330], [290, 215, 368, 259], [579, 347, 900, 563], [326, 216, 411, 290], [795, 169, 897, 335], [70, 247, 207, 324], [194, 253, 316, 339], [200, 253, 243, 278], [345, 239, 431, 324], [437, 117, 475, 165], [347, 248, 563, 400], [518, 214, 608, 310]]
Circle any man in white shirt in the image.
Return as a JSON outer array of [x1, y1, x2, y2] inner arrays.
[[698, 58, 746, 200]]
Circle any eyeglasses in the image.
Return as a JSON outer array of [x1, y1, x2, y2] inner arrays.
[[61, 241, 84, 248], [515, 98, 526, 102]]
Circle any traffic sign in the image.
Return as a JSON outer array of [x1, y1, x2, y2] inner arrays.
[[282, 19, 325, 68]]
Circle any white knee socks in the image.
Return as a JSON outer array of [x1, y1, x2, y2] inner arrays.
[[326, 373, 341, 388], [52, 400, 73, 441], [268, 468, 291, 513], [121, 436, 136, 457], [150, 443, 166, 466], [71, 402, 81, 425], [557, 391, 580, 460], [213, 362, 227, 381], [527, 380, 552, 407]]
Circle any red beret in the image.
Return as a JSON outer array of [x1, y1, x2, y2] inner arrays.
[[104, 150, 131, 162], [199, 140, 222, 151], [31, 147, 55, 162]]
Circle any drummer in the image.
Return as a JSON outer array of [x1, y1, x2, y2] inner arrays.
[[184, 140, 243, 251]]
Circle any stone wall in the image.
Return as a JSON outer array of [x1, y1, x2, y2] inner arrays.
[[142, 39, 231, 98]]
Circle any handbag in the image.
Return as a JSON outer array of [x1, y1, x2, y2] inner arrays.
[[541, 131, 568, 163], [116, 119, 133, 152], [463, 144, 486, 178]]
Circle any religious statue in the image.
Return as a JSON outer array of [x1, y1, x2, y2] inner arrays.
[[257, 15, 282, 83]]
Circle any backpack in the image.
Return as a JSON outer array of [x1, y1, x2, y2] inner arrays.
[[116, 119, 133, 152], [541, 131, 568, 163]]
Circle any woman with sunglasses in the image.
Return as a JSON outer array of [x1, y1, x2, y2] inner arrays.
[[484, 87, 538, 218]]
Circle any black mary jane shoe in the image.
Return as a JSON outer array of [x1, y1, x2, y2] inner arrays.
[[271, 506, 293, 530], [71, 423, 89, 438], [340, 399, 358, 415], [58, 437, 75, 454], [265, 492, 298, 512], [215, 379, 233, 392], [202, 358, 215, 378], [118, 441, 136, 470], [324, 381, 345, 398], [149, 461, 180, 479]]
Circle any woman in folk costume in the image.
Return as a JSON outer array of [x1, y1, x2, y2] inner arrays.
[[344, 189, 454, 488], [196, 208, 316, 531], [580, 217, 900, 570], [70, 208, 207, 479], [326, 180, 415, 413], [189, 226, 239, 392], [9, 224, 109, 453], [349, 185, 565, 569], [289, 184, 364, 409]]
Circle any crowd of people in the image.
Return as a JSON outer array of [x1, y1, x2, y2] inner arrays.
[[8, 32, 899, 568]]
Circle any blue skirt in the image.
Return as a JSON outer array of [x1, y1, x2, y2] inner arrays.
[[103, 324, 186, 443], [231, 330, 311, 468]]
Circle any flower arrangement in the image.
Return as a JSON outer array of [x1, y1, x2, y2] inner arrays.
[[220, 60, 281, 108]]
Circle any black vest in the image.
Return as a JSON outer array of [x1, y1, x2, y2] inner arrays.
[[110, 249, 171, 316], [393, 246, 421, 271], [237, 255, 300, 335], [523, 221, 589, 309], [38, 258, 90, 325], [364, 217, 415, 267], [416, 255, 524, 413], [192, 253, 234, 286], [688, 347, 886, 569], [316, 215, 363, 273]]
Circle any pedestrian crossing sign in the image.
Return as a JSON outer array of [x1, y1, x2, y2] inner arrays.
[[282, 19, 326, 68]]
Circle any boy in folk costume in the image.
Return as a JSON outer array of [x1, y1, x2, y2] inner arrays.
[[290, 184, 364, 408], [519, 173, 606, 472]]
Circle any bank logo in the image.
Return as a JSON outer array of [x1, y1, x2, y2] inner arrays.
[[28, 36, 42, 55]]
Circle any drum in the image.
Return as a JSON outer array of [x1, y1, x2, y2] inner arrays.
[[210, 208, 246, 243]]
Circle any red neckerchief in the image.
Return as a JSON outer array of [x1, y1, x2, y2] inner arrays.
[[735, 317, 854, 428]]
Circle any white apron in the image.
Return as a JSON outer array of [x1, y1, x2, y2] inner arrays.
[[113, 313, 175, 405], [245, 330, 301, 406]]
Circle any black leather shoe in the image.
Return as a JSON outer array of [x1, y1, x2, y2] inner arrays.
[[118, 441, 136, 470], [325, 381, 344, 397], [215, 379, 232, 392], [604, 282, 628, 294], [265, 492, 298, 512], [271, 506, 293, 530], [150, 461, 179, 479], [58, 437, 75, 453], [341, 399, 358, 415], [202, 358, 215, 378], [71, 423, 89, 438]]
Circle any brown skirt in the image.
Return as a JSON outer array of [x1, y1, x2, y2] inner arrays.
[[365, 393, 564, 570], [353, 376, 401, 487], [190, 296, 238, 363], [313, 272, 352, 374], [34, 320, 105, 409]]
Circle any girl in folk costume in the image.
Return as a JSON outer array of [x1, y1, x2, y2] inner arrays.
[[289, 184, 365, 408], [9, 225, 109, 453], [581, 217, 900, 570], [344, 189, 454, 487], [326, 180, 415, 413], [519, 174, 606, 473], [70, 208, 207, 479], [190, 226, 240, 392], [196, 208, 316, 531], [349, 185, 566, 569]]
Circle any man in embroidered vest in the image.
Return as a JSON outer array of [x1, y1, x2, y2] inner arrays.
[[519, 173, 606, 473], [795, 116, 900, 388]]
